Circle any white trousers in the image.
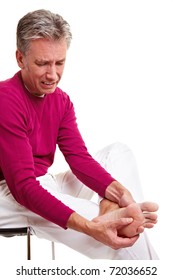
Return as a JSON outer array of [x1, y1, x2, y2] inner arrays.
[[0, 142, 158, 259]]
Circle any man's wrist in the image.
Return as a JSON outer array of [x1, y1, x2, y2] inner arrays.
[[105, 180, 124, 204], [66, 211, 93, 236]]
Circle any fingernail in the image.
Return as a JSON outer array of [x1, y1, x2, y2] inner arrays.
[[127, 218, 133, 223]]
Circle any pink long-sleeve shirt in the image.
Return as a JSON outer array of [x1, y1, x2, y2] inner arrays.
[[0, 72, 115, 229]]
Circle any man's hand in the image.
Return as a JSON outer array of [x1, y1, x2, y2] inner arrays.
[[105, 180, 135, 207], [90, 216, 139, 249], [67, 212, 139, 250]]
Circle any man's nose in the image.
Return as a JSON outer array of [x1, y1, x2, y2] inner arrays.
[[46, 65, 57, 80]]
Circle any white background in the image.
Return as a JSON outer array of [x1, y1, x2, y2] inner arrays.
[[0, 0, 172, 271]]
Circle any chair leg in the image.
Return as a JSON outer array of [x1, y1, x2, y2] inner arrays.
[[26, 227, 54, 260], [51, 241, 55, 260], [27, 227, 31, 260]]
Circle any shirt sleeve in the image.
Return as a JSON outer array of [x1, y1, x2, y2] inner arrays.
[[57, 94, 115, 197], [0, 90, 74, 229]]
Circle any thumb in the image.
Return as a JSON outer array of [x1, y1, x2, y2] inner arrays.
[[114, 217, 133, 228]]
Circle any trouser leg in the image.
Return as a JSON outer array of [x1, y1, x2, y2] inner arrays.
[[53, 169, 94, 200], [93, 142, 144, 202]]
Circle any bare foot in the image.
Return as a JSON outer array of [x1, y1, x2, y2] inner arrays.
[[118, 202, 158, 237], [94, 202, 158, 238]]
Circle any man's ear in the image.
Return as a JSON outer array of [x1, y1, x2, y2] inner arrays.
[[16, 50, 26, 69]]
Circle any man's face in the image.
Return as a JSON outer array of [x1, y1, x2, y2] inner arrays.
[[16, 38, 67, 96]]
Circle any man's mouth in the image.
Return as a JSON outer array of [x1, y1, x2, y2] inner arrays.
[[42, 81, 56, 85]]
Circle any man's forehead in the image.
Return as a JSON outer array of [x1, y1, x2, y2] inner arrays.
[[26, 38, 67, 59]]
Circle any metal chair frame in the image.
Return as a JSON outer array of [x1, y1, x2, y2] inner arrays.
[[0, 227, 55, 260]]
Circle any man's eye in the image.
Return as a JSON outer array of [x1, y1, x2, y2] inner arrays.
[[37, 63, 46, 66], [35, 61, 48, 66], [56, 62, 64, 66]]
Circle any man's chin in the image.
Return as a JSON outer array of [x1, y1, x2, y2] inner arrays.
[[39, 87, 57, 95]]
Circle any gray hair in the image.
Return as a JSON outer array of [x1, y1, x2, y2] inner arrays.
[[17, 9, 72, 54]]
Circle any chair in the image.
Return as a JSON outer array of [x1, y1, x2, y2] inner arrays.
[[0, 226, 55, 260]]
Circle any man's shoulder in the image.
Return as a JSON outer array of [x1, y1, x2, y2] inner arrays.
[[52, 87, 72, 105], [54, 87, 68, 97], [0, 72, 26, 111], [0, 72, 22, 95]]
